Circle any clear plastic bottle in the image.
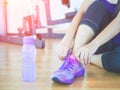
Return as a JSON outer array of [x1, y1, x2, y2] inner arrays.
[[21, 36, 36, 82]]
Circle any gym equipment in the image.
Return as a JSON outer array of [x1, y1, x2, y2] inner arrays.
[[0, 35, 45, 49], [22, 15, 36, 35], [18, 0, 76, 38], [62, 0, 70, 8], [0, 0, 45, 49], [41, 0, 76, 38], [0, 0, 77, 48]]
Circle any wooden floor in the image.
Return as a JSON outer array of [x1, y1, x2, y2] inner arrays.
[[0, 39, 120, 90]]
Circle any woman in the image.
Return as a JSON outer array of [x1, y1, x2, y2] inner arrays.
[[52, 0, 120, 84]]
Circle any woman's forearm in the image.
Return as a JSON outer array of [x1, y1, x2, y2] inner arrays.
[[65, 11, 84, 40], [90, 12, 120, 47]]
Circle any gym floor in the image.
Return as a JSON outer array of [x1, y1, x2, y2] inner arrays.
[[0, 39, 120, 90]]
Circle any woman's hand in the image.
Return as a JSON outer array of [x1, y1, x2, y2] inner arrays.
[[76, 42, 99, 66], [57, 36, 73, 60]]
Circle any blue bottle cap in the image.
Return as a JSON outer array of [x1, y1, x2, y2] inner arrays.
[[23, 36, 35, 44]]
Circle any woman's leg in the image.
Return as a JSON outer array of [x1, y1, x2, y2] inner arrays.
[[91, 43, 120, 73], [90, 50, 120, 73], [72, 0, 109, 55], [71, 0, 114, 69], [91, 41, 113, 68], [91, 54, 103, 68], [101, 46, 120, 73], [72, 25, 94, 55]]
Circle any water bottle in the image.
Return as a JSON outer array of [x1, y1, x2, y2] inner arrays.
[[22, 36, 36, 82]]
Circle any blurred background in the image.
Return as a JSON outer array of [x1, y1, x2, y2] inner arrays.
[[0, 0, 83, 38]]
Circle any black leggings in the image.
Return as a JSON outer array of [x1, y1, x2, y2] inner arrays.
[[80, 0, 120, 73]]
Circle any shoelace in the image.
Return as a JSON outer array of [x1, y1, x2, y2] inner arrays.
[[66, 58, 77, 71], [59, 50, 71, 70], [59, 56, 70, 69]]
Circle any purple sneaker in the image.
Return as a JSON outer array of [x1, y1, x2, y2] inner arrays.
[[52, 51, 71, 75], [52, 56, 85, 84]]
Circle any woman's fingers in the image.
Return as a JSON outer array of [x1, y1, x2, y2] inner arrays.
[[58, 47, 68, 60], [76, 47, 91, 66]]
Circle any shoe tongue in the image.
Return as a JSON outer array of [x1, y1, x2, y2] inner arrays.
[[69, 56, 80, 65], [70, 56, 76, 61], [59, 56, 70, 69]]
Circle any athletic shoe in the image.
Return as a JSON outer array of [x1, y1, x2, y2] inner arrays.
[[53, 50, 71, 75], [52, 56, 85, 84]]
